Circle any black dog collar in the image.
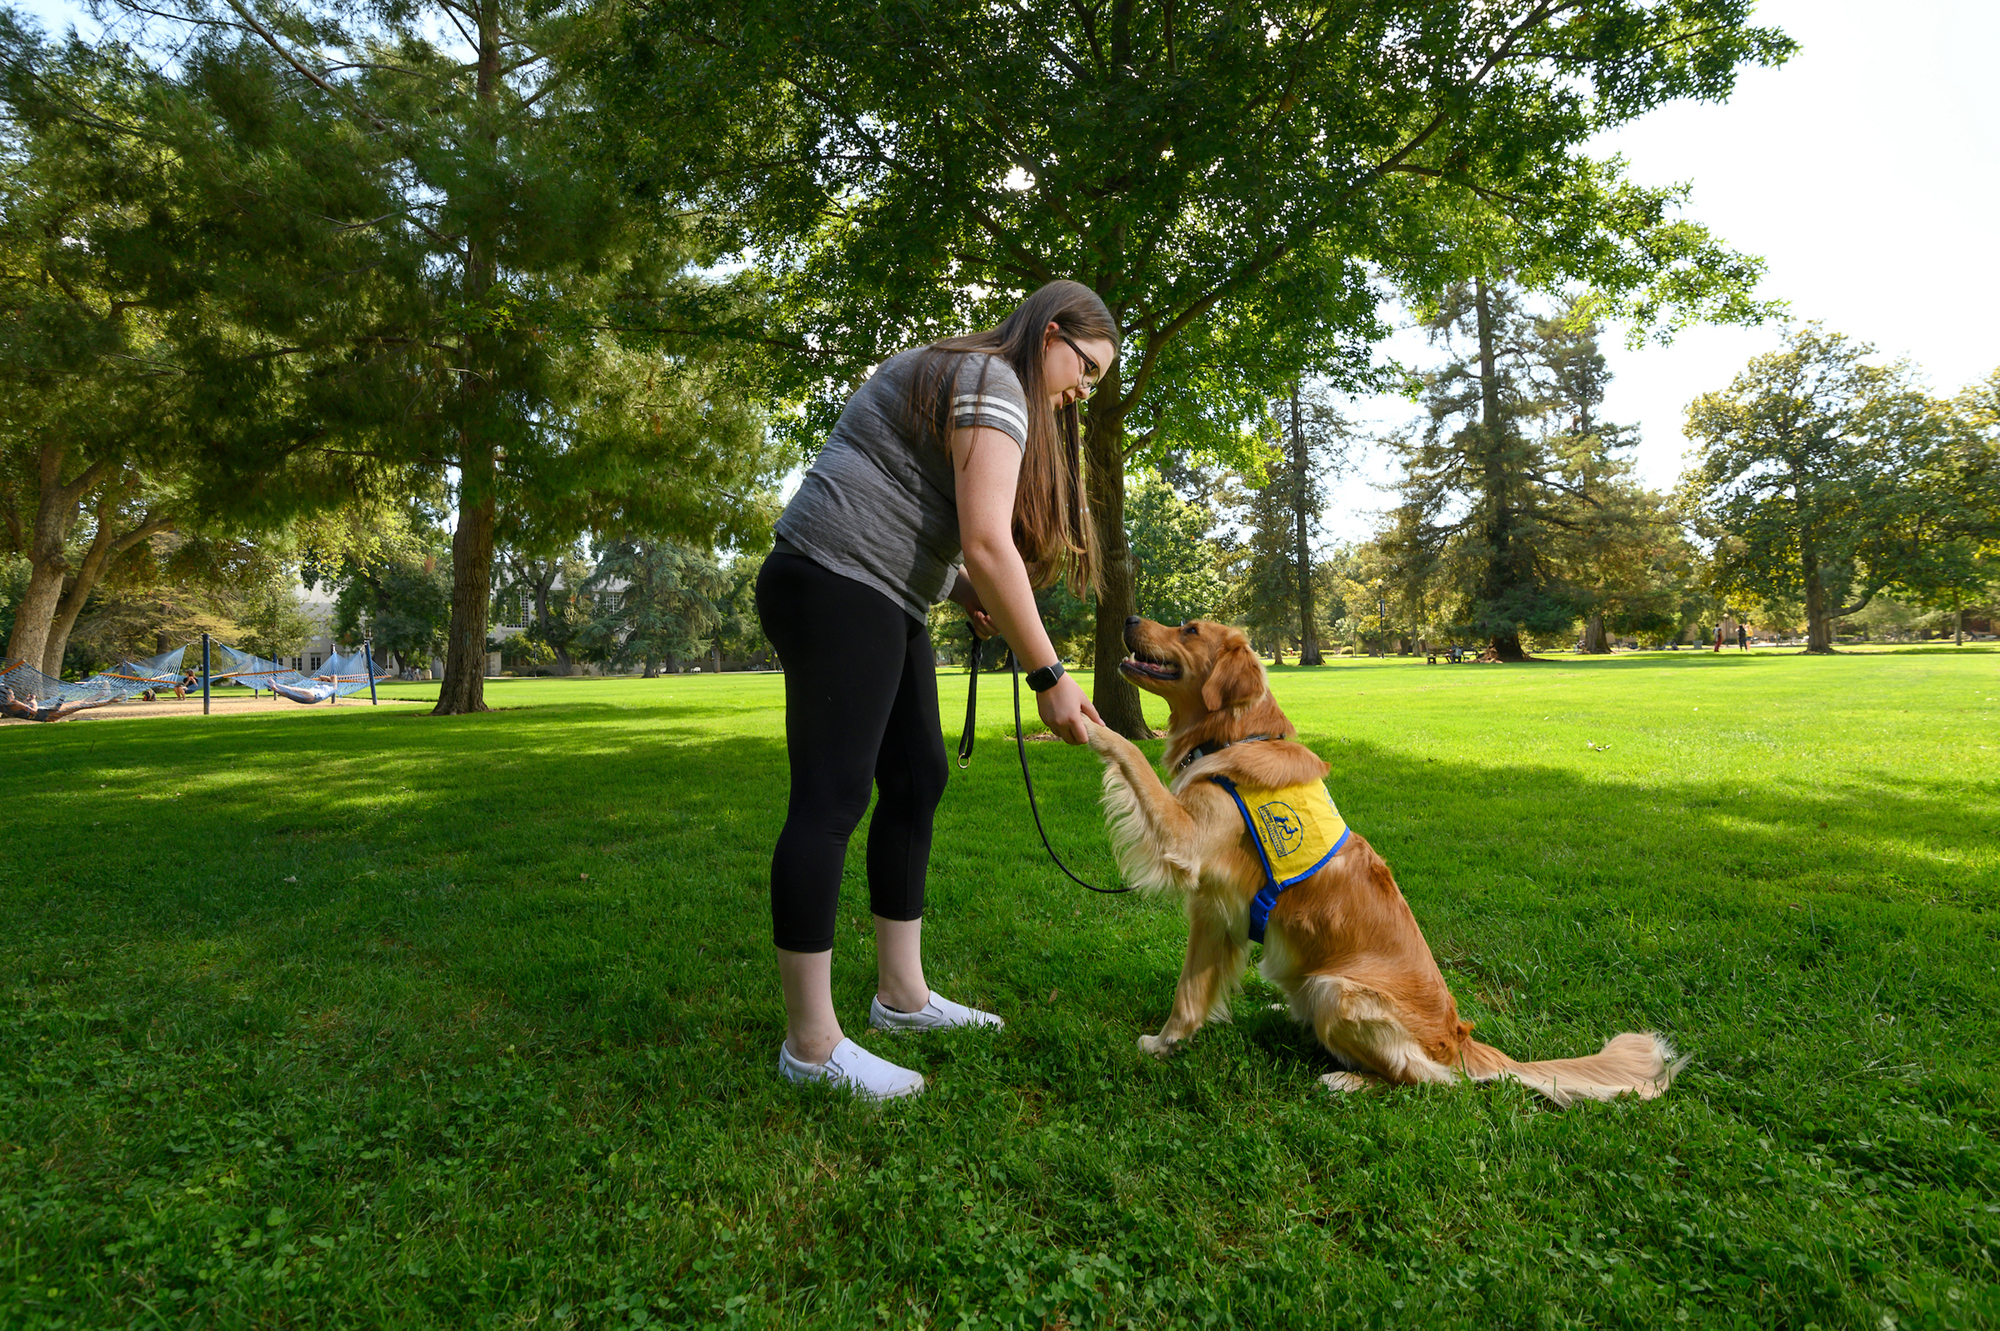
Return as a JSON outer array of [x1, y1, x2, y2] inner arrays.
[[1175, 733, 1275, 770]]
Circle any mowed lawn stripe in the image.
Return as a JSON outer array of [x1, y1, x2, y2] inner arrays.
[[2, 650, 1995, 1328]]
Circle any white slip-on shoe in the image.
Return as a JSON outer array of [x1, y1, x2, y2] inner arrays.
[[869, 992, 1006, 1032], [777, 1037, 925, 1101]]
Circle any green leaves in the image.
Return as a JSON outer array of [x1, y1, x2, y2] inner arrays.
[[1681, 325, 1999, 648], [612, 0, 1792, 437]]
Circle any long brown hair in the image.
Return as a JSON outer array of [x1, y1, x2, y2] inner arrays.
[[903, 281, 1117, 596]]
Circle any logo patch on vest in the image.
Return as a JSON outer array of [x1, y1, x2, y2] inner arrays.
[[1255, 801, 1305, 859]]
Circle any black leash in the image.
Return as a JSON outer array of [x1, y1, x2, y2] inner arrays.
[[958, 624, 1132, 895]]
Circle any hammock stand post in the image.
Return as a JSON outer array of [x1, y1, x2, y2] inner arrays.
[[364, 635, 379, 706], [201, 634, 211, 715]]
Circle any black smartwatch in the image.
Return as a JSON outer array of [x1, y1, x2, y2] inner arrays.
[[1025, 661, 1066, 693]]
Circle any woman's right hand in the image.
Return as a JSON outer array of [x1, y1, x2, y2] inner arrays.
[[1036, 671, 1104, 745]]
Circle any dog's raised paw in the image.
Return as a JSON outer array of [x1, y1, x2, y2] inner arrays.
[[1138, 1033, 1179, 1058], [1319, 1070, 1385, 1094]]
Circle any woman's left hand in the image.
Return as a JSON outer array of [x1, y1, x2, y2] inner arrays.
[[949, 570, 999, 639]]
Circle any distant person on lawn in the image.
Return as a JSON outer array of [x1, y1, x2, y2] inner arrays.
[[756, 280, 1117, 1101]]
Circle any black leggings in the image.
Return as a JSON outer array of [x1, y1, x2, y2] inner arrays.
[[756, 551, 948, 953]]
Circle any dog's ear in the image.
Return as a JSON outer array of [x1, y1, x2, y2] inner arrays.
[[1201, 640, 1264, 712]]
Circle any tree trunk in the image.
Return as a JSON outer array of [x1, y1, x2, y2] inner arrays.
[[712, 640, 722, 674], [1270, 639, 1285, 666], [1802, 558, 1836, 654], [433, 0, 502, 716], [437, 478, 495, 712], [40, 489, 173, 675], [9, 554, 66, 675], [1470, 278, 1531, 663], [1289, 383, 1322, 666], [1085, 372, 1146, 738], [1955, 590, 1963, 647], [643, 654, 659, 678], [5, 440, 109, 674], [1580, 609, 1610, 654]]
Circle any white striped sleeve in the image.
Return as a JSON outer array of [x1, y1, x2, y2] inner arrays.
[[952, 393, 1028, 444], [950, 355, 1031, 447]]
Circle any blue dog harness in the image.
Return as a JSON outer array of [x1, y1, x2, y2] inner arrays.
[[1209, 774, 1351, 943]]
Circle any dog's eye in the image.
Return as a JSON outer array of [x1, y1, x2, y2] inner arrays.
[[1181, 622, 1198, 636]]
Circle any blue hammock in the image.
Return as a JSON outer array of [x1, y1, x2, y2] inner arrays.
[[205, 642, 290, 690], [1, 658, 129, 721], [263, 648, 388, 704], [85, 644, 190, 694]]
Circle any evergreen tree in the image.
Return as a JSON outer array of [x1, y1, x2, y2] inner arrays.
[[1384, 278, 1572, 658], [11, 1, 783, 713], [713, 553, 774, 670], [1231, 446, 1296, 662], [1232, 384, 1351, 664], [1524, 307, 1681, 652], [1381, 281, 1677, 658], [1126, 474, 1230, 630], [583, 537, 727, 677]]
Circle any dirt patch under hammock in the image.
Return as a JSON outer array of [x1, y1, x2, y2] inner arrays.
[[0, 694, 429, 725]]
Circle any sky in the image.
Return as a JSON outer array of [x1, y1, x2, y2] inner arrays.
[[16, 0, 1995, 542], [1332, 0, 2000, 540]]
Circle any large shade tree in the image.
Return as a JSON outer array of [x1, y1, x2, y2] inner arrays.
[[0, 26, 334, 676], [1681, 327, 1998, 653], [609, 0, 1790, 732]]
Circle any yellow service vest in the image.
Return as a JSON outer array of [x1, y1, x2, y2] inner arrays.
[[1209, 775, 1350, 942]]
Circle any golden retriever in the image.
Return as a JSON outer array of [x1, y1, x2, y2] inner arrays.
[[1085, 616, 1682, 1105]]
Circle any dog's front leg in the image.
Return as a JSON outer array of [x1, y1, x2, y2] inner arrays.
[[1141, 899, 1247, 1057], [1085, 722, 1200, 892]]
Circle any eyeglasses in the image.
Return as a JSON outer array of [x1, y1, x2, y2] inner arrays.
[[1060, 334, 1100, 399]]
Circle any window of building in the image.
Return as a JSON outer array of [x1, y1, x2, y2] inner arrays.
[[310, 654, 322, 672], [291, 657, 303, 671]]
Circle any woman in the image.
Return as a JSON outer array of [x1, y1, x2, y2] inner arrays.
[[756, 280, 1118, 1100]]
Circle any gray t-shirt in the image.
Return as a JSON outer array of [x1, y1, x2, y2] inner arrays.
[[774, 349, 1030, 621]]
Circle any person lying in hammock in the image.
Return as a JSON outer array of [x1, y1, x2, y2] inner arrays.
[[268, 674, 340, 704], [2, 683, 119, 722]]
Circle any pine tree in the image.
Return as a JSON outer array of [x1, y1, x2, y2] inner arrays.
[[1234, 384, 1353, 664], [583, 538, 727, 677], [1525, 307, 1679, 653], [10, 2, 783, 711]]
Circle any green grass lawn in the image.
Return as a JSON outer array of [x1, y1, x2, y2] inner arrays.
[[3, 648, 1997, 1328]]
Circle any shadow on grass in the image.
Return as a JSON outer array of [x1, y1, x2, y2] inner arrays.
[[6, 694, 1999, 1327]]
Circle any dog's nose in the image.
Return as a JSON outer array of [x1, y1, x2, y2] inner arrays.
[[1125, 616, 1140, 629]]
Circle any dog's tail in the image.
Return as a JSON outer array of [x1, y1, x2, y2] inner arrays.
[[1455, 1030, 1686, 1107]]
